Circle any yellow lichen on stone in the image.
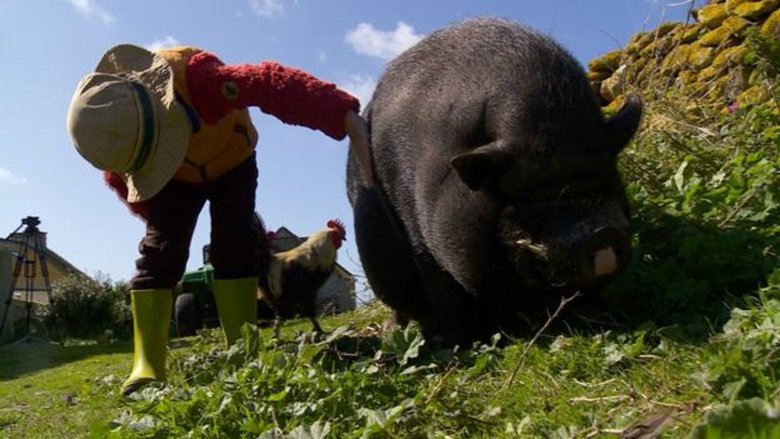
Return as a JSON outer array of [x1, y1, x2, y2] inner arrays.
[[656, 22, 681, 38], [688, 45, 716, 69], [661, 44, 693, 74], [678, 69, 698, 86], [640, 39, 659, 56], [712, 45, 750, 68], [699, 25, 735, 46], [736, 85, 769, 107], [711, 74, 735, 100], [587, 70, 612, 82], [626, 31, 651, 55], [722, 15, 754, 36], [698, 3, 729, 28], [680, 23, 705, 43], [602, 94, 626, 117], [698, 65, 723, 82], [641, 34, 678, 57], [600, 74, 623, 102], [726, 0, 754, 13], [734, 0, 780, 20], [687, 79, 708, 97], [596, 0, 780, 112], [625, 57, 649, 82], [760, 8, 780, 38], [588, 49, 624, 73]]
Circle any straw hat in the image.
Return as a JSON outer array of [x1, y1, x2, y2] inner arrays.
[[67, 44, 190, 202]]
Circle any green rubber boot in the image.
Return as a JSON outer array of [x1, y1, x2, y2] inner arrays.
[[213, 277, 258, 346], [120, 289, 172, 396]]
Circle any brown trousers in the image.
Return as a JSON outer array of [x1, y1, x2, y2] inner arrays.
[[129, 153, 266, 290]]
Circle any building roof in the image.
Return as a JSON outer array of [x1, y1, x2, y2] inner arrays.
[[0, 235, 88, 303], [0, 237, 84, 277]]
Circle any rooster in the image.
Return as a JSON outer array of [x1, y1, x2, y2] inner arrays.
[[258, 219, 347, 335]]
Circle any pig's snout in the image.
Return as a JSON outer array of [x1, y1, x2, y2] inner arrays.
[[594, 247, 618, 276], [514, 224, 631, 290], [511, 221, 631, 289], [589, 227, 630, 278]]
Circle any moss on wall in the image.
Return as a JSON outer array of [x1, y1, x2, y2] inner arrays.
[[588, 0, 779, 114], [698, 3, 729, 28], [734, 0, 779, 19]]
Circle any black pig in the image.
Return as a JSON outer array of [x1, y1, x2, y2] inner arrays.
[[347, 17, 642, 344]]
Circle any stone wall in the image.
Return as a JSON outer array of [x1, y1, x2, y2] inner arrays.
[[589, 0, 780, 116]]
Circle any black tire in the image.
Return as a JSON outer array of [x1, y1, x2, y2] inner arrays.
[[174, 292, 203, 337]]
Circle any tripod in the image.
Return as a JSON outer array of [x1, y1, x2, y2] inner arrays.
[[0, 216, 54, 343]]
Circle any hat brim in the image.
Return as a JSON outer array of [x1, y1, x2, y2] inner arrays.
[[96, 44, 190, 202]]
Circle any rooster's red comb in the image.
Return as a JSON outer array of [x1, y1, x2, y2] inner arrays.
[[327, 219, 346, 238]]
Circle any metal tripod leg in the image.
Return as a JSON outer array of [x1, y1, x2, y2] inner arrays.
[[0, 219, 54, 344], [0, 246, 26, 340], [14, 256, 46, 345]]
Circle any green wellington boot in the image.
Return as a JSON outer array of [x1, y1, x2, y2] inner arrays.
[[120, 289, 173, 396], [213, 277, 258, 346]]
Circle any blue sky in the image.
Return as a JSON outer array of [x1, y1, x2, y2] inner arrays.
[[0, 0, 701, 295]]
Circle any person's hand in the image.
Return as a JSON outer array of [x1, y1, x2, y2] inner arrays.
[[344, 110, 376, 187]]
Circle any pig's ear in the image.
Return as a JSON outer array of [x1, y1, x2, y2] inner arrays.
[[605, 93, 643, 154], [451, 142, 510, 191]]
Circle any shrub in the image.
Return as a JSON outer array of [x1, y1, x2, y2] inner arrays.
[[46, 273, 131, 340]]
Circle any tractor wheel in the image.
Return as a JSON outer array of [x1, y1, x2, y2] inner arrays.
[[174, 292, 203, 337]]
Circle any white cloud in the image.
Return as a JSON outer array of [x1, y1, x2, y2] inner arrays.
[[69, 0, 115, 24], [345, 22, 424, 61], [145, 36, 180, 52], [249, 0, 285, 18], [0, 167, 28, 186], [339, 74, 377, 108]]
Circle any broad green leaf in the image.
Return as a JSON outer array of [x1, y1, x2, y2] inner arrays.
[[690, 398, 780, 439]]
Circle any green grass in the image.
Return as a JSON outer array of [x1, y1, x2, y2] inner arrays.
[[0, 305, 719, 438], [0, 341, 131, 438], [0, 306, 386, 439], [1, 282, 778, 437]]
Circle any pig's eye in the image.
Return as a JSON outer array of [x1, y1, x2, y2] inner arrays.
[[511, 177, 607, 204], [553, 179, 607, 199]]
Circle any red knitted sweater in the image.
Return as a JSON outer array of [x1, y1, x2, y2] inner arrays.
[[106, 50, 359, 221]]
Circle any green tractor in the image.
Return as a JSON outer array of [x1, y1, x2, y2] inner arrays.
[[174, 251, 215, 337], [173, 215, 276, 337]]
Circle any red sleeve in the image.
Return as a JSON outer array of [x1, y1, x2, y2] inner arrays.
[[104, 172, 150, 221], [186, 51, 360, 140]]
